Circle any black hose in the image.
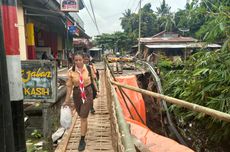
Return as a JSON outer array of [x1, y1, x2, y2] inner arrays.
[[136, 60, 187, 146]]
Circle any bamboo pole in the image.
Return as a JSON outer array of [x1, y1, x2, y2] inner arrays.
[[111, 80, 230, 123], [107, 72, 136, 152]]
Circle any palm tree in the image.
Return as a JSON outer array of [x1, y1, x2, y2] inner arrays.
[[156, 0, 171, 17], [120, 9, 133, 33]]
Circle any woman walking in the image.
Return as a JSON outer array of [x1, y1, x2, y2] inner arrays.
[[64, 53, 95, 151], [83, 53, 99, 114]]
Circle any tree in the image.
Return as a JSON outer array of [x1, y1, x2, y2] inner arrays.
[[156, 0, 171, 17], [120, 9, 133, 34], [95, 32, 133, 53], [141, 3, 158, 36], [157, 13, 176, 32], [95, 33, 115, 50], [156, 0, 176, 32], [195, 0, 230, 46], [120, 3, 158, 37], [160, 0, 230, 149], [175, 2, 207, 36]]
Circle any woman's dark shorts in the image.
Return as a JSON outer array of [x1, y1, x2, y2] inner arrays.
[[73, 85, 93, 118]]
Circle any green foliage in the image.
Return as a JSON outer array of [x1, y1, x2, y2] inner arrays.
[[156, 0, 176, 32], [195, 5, 230, 45], [120, 3, 158, 38], [96, 0, 230, 57], [156, 0, 171, 16], [162, 49, 230, 142], [175, 6, 207, 36], [174, 0, 230, 45], [141, 4, 158, 36], [160, 0, 230, 145], [31, 130, 42, 139], [94, 0, 230, 147], [95, 32, 134, 52], [120, 9, 134, 34], [157, 13, 176, 32], [96, 3, 159, 52], [157, 56, 173, 70]]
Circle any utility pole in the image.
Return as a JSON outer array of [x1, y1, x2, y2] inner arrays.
[[0, 1, 16, 151], [1, 0, 26, 151], [137, 0, 142, 57]]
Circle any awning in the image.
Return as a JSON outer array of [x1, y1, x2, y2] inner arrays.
[[73, 38, 92, 48], [23, 5, 66, 33], [23, 1, 90, 38]]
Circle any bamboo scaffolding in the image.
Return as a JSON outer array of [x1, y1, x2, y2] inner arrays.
[[111, 80, 230, 123]]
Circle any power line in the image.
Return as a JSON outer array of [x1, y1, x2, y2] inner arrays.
[[82, 1, 97, 27], [131, 0, 138, 12], [109, 0, 135, 20], [81, 0, 100, 35], [89, 0, 100, 35], [134, 0, 141, 13], [104, 12, 123, 19], [125, 0, 133, 10], [134, 0, 146, 13]]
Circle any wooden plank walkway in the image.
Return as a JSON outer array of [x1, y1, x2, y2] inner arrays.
[[56, 71, 114, 152]]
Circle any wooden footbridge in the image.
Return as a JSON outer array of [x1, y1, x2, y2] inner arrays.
[[56, 71, 115, 152], [55, 61, 230, 152]]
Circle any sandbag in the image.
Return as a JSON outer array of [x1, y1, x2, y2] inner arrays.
[[52, 127, 65, 143]]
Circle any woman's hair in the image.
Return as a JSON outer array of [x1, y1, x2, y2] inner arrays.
[[83, 53, 93, 65], [82, 53, 90, 59], [72, 52, 84, 71]]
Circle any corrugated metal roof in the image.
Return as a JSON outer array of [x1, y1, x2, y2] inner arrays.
[[140, 37, 197, 43], [146, 43, 221, 49], [146, 44, 187, 48]]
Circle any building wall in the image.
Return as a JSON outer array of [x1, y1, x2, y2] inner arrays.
[[57, 35, 63, 51], [57, 35, 64, 59], [17, 4, 27, 60]]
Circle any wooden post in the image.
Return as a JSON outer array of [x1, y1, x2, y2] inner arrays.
[[0, 3, 16, 150], [43, 102, 53, 151], [1, 0, 26, 151], [111, 80, 230, 122]]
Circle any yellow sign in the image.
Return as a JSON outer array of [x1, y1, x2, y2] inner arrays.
[[21, 68, 51, 83], [23, 88, 50, 96], [21, 60, 56, 102]]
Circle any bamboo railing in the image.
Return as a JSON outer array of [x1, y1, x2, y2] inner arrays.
[[105, 67, 136, 152], [111, 80, 230, 123]]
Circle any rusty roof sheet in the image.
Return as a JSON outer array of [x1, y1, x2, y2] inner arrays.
[[145, 43, 221, 49], [140, 36, 197, 43]]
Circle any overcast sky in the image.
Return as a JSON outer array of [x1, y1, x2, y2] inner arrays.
[[78, 0, 188, 37]]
